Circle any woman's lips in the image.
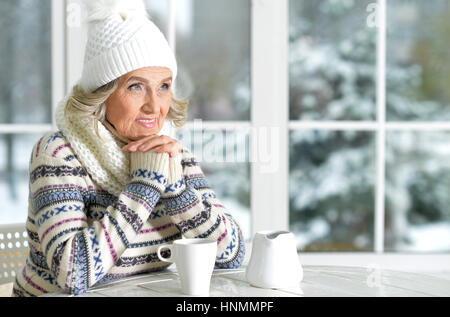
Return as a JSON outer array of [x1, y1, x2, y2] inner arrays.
[[135, 118, 157, 128]]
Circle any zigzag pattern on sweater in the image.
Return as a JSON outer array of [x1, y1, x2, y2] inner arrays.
[[176, 201, 212, 233], [114, 199, 143, 233], [164, 185, 199, 214], [30, 165, 88, 184], [123, 181, 161, 209], [115, 248, 177, 267], [32, 188, 84, 213], [195, 214, 222, 239], [184, 174, 210, 190]]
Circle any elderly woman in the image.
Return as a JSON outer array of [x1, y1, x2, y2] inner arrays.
[[13, 0, 244, 297]]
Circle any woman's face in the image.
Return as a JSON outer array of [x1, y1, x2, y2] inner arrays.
[[105, 66, 173, 141]]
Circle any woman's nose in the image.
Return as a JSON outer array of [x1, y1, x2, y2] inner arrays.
[[141, 91, 160, 113]]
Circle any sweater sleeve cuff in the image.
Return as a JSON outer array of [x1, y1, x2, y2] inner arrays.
[[129, 150, 170, 193], [161, 152, 185, 198]]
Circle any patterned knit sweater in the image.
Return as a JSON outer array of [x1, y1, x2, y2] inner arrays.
[[12, 130, 245, 297]]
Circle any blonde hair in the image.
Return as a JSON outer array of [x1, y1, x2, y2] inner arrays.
[[64, 79, 188, 138]]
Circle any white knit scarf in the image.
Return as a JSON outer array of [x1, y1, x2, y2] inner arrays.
[[55, 96, 131, 197]]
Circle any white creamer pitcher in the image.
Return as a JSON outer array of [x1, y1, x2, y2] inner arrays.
[[246, 230, 303, 289]]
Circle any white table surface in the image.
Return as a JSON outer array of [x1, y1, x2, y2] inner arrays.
[[41, 264, 450, 297]]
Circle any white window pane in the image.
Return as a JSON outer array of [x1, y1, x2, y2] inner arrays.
[[0, 0, 52, 124], [387, 0, 450, 121], [175, 0, 251, 121], [289, 0, 376, 121], [386, 131, 450, 252], [289, 130, 375, 251]]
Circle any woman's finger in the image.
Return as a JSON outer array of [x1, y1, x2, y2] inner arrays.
[[154, 140, 182, 157], [124, 135, 173, 152], [137, 137, 170, 152], [122, 134, 160, 152], [122, 134, 181, 155]]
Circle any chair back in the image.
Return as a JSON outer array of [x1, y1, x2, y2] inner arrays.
[[0, 223, 29, 285]]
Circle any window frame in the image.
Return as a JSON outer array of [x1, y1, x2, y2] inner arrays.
[[1, 0, 449, 269], [286, 0, 450, 259], [0, 0, 62, 134]]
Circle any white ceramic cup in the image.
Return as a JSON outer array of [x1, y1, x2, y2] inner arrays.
[[157, 238, 217, 296]]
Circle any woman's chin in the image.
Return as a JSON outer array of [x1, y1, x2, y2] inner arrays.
[[128, 130, 160, 141]]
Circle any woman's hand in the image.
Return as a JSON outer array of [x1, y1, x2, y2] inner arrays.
[[122, 134, 182, 157]]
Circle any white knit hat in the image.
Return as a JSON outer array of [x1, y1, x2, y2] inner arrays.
[[79, 0, 177, 93]]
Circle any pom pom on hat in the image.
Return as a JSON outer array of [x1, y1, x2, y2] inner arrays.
[[84, 0, 148, 23]]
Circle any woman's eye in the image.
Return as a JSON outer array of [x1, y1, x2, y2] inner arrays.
[[127, 83, 170, 93], [128, 83, 142, 91]]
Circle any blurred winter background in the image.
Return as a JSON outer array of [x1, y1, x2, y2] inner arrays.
[[289, 0, 450, 252], [1, 0, 450, 252]]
